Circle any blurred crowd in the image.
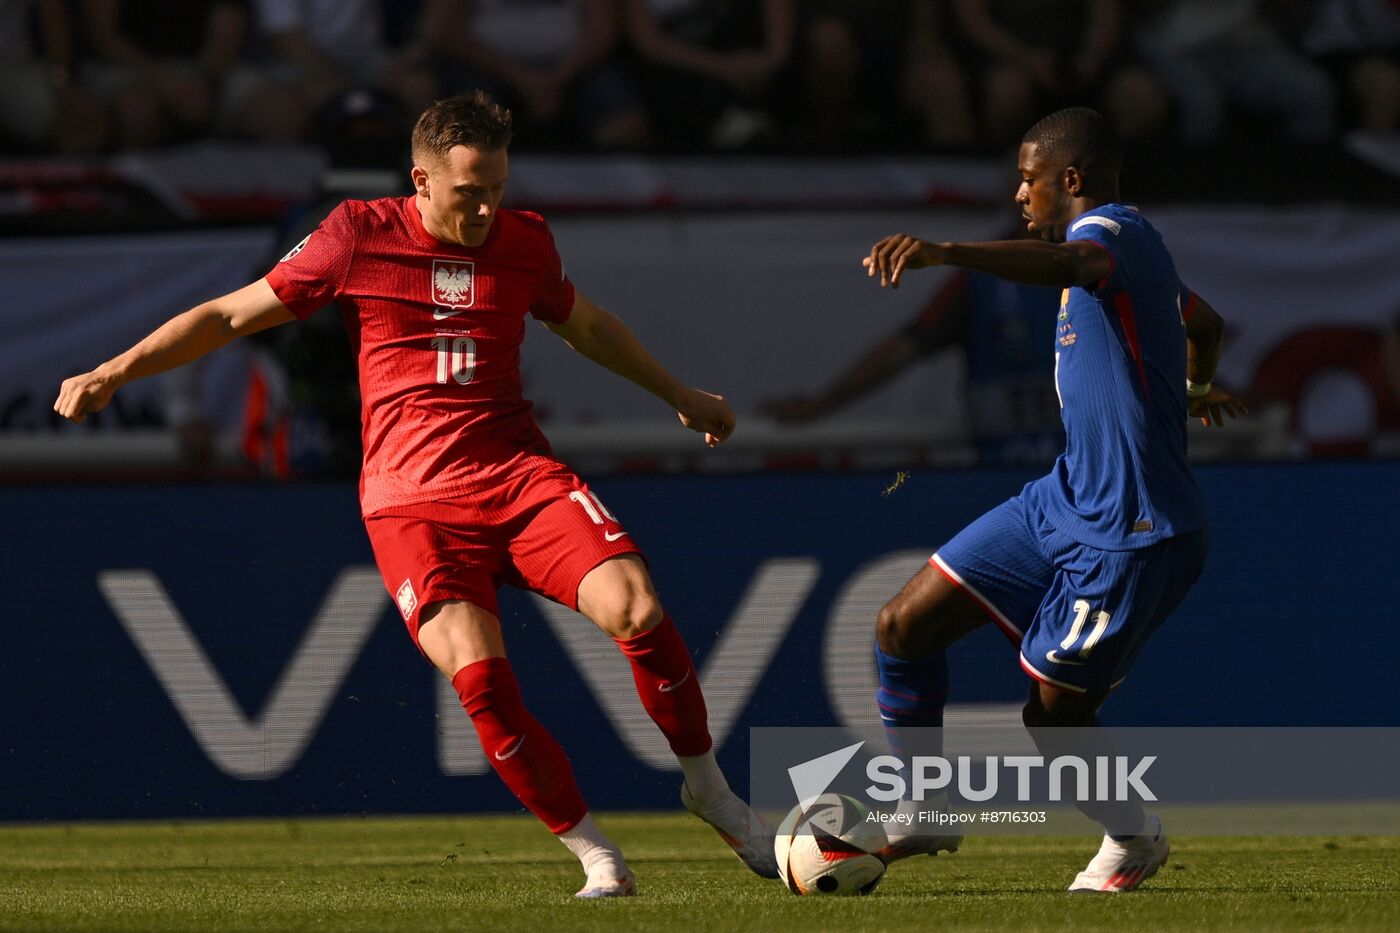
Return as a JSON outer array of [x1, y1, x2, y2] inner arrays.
[[2, 0, 1399, 162]]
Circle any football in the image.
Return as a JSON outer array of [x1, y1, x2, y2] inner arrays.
[[774, 793, 889, 896]]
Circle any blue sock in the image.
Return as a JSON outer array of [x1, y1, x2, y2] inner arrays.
[[875, 642, 949, 763]]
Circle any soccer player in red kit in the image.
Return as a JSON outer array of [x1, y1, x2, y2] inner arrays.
[[54, 92, 777, 898]]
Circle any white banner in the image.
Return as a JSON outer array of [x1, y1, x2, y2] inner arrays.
[[3, 204, 1397, 461], [529, 205, 1400, 456], [525, 208, 1001, 437]]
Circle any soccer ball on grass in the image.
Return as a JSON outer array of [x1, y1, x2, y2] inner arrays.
[[774, 793, 888, 896]]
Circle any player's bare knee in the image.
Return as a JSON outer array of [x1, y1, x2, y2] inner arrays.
[[875, 599, 917, 657], [610, 594, 663, 640], [587, 585, 662, 640], [579, 555, 664, 639], [416, 600, 505, 676]]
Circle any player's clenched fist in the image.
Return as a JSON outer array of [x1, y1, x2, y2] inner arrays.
[[863, 234, 948, 288], [54, 371, 120, 423], [676, 388, 735, 448]]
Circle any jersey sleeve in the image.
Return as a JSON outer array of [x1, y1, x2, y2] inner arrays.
[[1066, 213, 1125, 292], [264, 202, 356, 320], [529, 222, 576, 324]]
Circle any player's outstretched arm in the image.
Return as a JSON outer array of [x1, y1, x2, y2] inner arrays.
[[54, 279, 295, 423], [1184, 292, 1247, 428], [547, 290, 735, 447], [864, 236, 1108, 289]]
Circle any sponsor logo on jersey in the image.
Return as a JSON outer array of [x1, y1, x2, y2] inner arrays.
[[604, 530, 629, 542], [396, 579, 417, 621], [431, 259, 475, 312], [280, 234, 311, 263], [1044, 649, 1086, 666]]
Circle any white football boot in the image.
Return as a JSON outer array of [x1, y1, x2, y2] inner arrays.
[[1068, 815, 1170, 892], [574, 865, 638, 899], [877, 830, 963, 863], [876, 797, 962, 863], [680, 782, 781, 879]]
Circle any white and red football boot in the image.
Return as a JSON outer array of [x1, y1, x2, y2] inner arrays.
[[681, 782, 780, 879], [1068, 815, 1170, 892]]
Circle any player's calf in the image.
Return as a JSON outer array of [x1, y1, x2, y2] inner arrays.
[[453, 658, 589, 832], [613, 615, 713, 757], [613, 615, 779, 879]]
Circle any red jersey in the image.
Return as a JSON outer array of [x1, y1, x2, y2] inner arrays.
[[265, 197, 576, 514]]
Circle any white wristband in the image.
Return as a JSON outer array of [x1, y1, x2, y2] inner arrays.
[[1186, 379, 1212, 399]]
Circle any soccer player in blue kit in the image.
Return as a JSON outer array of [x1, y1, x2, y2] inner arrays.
[[861, 108, 1246, 892]]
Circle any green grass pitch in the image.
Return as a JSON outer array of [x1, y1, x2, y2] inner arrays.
[[2, 813, 1395, 932]]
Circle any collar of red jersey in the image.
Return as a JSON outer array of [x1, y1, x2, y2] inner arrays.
[[407, 196, 501, 253]]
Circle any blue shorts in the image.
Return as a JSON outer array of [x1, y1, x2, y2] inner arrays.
[[933, 496, 1208, 695]]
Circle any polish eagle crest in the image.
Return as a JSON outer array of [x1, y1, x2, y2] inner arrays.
[[432, 260, 475, 308]]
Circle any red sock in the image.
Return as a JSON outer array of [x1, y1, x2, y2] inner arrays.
[[614, 616, 713, 756], [452, 658, 588, 834]]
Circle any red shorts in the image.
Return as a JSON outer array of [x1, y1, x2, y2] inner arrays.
[[363, 458, 643, 644]]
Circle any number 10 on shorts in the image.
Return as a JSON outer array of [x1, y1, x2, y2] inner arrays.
[[569, 490, 617, 525]]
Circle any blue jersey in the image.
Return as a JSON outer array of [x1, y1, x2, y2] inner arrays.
[[1021, 204, 1206, 550]]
